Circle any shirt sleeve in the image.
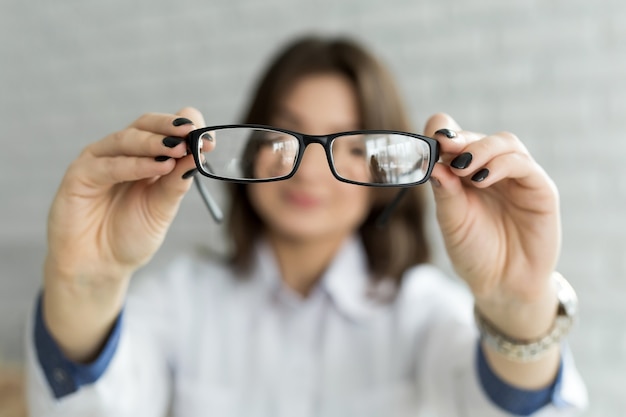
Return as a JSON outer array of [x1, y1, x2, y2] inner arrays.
[[33, 292, 123, 399], [477, 340, 564, 415]]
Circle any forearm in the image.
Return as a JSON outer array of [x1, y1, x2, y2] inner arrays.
[[474, 272, 561, 389], [42, 255, 131, 363]]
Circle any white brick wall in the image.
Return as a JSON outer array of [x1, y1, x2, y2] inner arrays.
[[1, 0, 624, 413]]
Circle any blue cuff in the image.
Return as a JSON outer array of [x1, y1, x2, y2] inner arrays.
[[33, 293, 123, 399], [477, 341, 563, 416]]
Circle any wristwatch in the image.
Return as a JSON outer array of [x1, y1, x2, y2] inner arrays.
[[474, 272, 578, 362]]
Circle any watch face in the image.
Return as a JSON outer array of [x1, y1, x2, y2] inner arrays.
[[555, 273, 578, 317]]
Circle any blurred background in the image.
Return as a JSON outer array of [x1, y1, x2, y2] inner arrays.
[[1, 0, 624, 414]]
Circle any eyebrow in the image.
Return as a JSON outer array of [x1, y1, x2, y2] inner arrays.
[[273, 105, 302, 126]]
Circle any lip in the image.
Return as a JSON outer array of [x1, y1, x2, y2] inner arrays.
[[283, 190, 322, 209]]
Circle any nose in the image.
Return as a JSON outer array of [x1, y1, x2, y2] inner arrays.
[[292, 144, 333, 181]]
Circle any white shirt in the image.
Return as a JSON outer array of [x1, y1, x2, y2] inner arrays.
[[25, 236, 588, 416]]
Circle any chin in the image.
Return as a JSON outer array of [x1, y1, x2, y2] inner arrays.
[[274, 223, 333, 242], [268, 218, 352, 244]]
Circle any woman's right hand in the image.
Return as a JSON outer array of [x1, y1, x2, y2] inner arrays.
[[42, 108, 204, 361]]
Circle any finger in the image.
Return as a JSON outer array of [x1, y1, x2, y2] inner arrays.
[[175, 107, 206, 129], [89, 106, 206, 160], [73, 154, 178, 189], [141, 105, 207, 218], [141, 104, 209, 209], [90, 128, 189, 159], [423, 112, 462, 137], [132, 112, 198, 136], [147, 154, 199, 211], [428, 131, 527, 199], [429, 134, 553, 228], [460, 151, 554, 195], [463, 152, 528, 188], [143, 107, 206, 203], [448, 132, 529, 178]]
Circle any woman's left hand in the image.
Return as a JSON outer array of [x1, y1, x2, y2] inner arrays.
[[425, 114, 565, 387], [424, 113, 560, 306]]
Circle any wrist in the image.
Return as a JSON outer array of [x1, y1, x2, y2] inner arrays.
[[42, 262, 129, 363], [475, 272, 578, 362], [474, 273, 559, 340], [44, 252, 133, 288], [42, 253, 131, 352]]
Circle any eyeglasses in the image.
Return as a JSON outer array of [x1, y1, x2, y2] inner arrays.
[[185, 124, 440, 224]]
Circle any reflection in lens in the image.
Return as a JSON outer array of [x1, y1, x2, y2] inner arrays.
[[251, 133, 299, 179], [332, 134, 430, 185], [199, 128, 299, 181]]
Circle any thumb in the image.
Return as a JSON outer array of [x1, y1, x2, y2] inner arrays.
[[425, 113, 470, 226], [429, 161, 467, 209]]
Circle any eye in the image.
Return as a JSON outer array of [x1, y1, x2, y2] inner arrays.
[[349, 146, 366, 157]]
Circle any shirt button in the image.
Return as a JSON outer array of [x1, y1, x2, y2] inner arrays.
[[53, 368, 67, 383]]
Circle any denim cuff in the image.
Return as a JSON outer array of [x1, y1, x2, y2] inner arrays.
[[34, 292, 123, 398], [477, 340, 563, 416]]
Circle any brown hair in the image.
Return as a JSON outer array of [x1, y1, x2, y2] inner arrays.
[[227, 35, 431, 285]]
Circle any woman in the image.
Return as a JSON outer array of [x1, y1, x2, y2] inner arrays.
[[26, 36, 587, 416]]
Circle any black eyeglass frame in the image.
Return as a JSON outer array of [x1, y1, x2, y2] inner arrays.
[[185, 124, 440, 226], [186, 124, 440, 187]]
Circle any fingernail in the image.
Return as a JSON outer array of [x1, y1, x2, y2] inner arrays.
[[471, 168, 489, 182], [430, 177, 441, 187], [435, 128, 457, 139], [173, 117, 193, 126], [163, 136, 184, 148], [182, 169, 197, 179], [451, 152, 473, 169], [155, 155, 171, 162]]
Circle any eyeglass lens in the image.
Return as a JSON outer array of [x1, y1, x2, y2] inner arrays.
[[331, 133, 431, 185], [197, 127, 431, 186]]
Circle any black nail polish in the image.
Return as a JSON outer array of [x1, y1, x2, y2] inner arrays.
[[155, 155, 171, 162], [435, 128, 457, 139], [163, 136, 184, 148], [471, 168, 489, 182], [451, 152, 473, 169], [182, 169, 197, 179], [173, 117, 193, 126]]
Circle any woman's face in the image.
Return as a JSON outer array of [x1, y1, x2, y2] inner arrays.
[[247, 73, 372, 244]]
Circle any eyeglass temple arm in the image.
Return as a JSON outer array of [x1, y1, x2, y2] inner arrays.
[[375, 187, 408, 229], [192, 175, 224, 223]]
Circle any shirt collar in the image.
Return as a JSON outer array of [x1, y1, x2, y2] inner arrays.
[[251, 235, 387, 321]]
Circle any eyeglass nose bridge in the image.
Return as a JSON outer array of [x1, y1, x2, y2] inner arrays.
[[299, 133, 332, 148], [291, 133, 338, 176]]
